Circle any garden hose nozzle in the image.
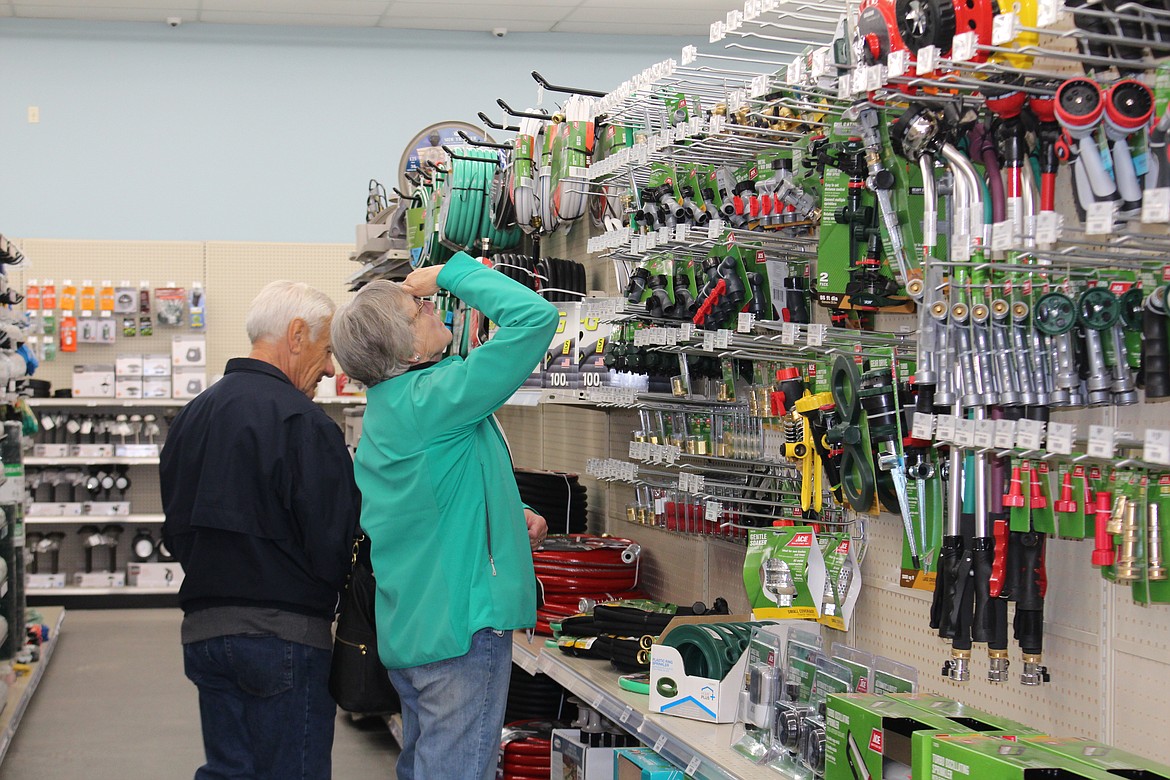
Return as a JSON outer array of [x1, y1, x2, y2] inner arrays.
[[1115, 498, 1142, 584], [1149, 503, 1167, 581], [761, 557, 797, 606]]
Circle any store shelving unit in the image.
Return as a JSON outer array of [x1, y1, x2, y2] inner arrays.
[[25, 398, 187, 409], [0, 606, 65, 765], [25, 514, 164, 526], [511, 633, 778, 780], [24, 457, 159, 467]]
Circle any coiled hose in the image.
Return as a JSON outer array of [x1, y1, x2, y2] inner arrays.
[[533, 534, 646, 635]]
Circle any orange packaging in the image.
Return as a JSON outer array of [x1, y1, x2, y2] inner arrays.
[[25, 281, 40, 311], [41, 281, 57, 310], [60, 317, 78, 352]]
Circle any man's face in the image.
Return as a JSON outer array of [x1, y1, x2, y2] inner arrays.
[[295, 317, 336, 397]]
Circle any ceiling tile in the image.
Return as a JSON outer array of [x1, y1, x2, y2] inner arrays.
[[12, 4, 195, 20], [384, 3, 570, 22], [198, 10, 381, 26], [378, 16, 553, 32], [552, 20, 709, 35], [0, 4, 12, 15], [12, 0, 189, 7], [201, 0, 389, 15], [561, 6, 728, 25]]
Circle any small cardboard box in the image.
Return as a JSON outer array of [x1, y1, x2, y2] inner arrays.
[[71, 444, 115, 458], [73, 571, 126, 588], [26, 573, 67, 589], [143, 354, 172, 376], [1022, 736, 1170, 778], [929, 734, 1123, 780], [115, 353, 144, 377], [614, 748, 683, 779], [82, 502, 130, 517], [72, 365, 115, 398], [172, 334, 206, 367], [32, 444, 70, 458], [551, 729, 616, 780], [142, 376, 171, 398], [172, 367, 207, 399], [126, 562, 183, 588], [889, 694, 1042, 737], [648, 614, 753, 723], [115, 377, 143, 399]]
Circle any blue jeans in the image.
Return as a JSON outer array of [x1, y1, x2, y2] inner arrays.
[[183, 635, 336, 780], [389, 628, 512, 780]]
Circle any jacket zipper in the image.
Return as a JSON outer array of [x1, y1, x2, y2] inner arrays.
[[486, 511, 497, 576], [335, 636, 371, 655]]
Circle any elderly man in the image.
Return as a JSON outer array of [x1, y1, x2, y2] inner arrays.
[[160, 280, 360, 780]]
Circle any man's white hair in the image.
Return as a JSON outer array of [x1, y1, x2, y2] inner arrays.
[[245, 280, 335, 344]]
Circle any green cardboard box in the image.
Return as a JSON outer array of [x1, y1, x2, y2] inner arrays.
[[929, 734, 1129, 780], [889, 694, 1042, 737], [614, 747, 683, 779], [826, 694, 987, 780], [1023, 736, 1170, 778]]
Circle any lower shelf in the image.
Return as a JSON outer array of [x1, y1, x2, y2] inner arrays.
[[0, 605, 65, 766], [511, 632, 778, 780], [26, 587, 179, 596]]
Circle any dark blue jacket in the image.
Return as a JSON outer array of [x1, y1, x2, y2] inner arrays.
[[160, 358, 360, 619]]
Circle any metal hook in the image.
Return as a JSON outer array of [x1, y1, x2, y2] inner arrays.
[[477, 111, 519, 132], [531, 70, 607, 98], [456, 130, 512, 150], [497, 99, 550, 120]]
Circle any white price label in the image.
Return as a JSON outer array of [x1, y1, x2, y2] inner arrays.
[[1017, 419, 1046, 450], [992, 12, 1017, 45], [1037, 0, 1063, 27], [807, 324, 827, 347], [680, 323, 694, 341], [744, 0, 762, 21], [710, 20, 727, 42], [702, 332, 716, 351], [994, 418, 1018, 449], [1145, 429, 1170, 465], [837, 74, 853, 101], [687, 757, 703, 775], [991, 221, 1013, 251], [715, 329, 733, 349], [727, 9, 743, 31], [974, 419, 996, 449], [665, 327, 680, 346], [656, 226, 670, 245], [1084, 201, 1115, 235], [705, 500, 722, 522], [629, 441, 640, 460], [1142, 188, 1170, 223], [708, 217, 724, 240], [619, 707, 632, 724], [692, 475, 705, 493], [1036, 211, 1062, 244], [1088, 424, 1116, 459], [887, 49, 909, 79], [681, 44, 697, 66], [709, 114, 726, 135], [737, 312, 755, 333], [790, 57, 806, 85], [654, 735, 668, 752], [781, 322, 796, 345], [952, 31, 978, 61], [751, 73, 769, 97], [954, 418, 975, 448], [812, 47, 829, 79], [917, 45, 939, 74], [935, 414, 957, 443], [866, 65, 884, 91], [912, 412, 935, 440], [674, 224, 688, 242]]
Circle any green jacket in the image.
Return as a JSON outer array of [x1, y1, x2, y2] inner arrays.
[[355, 252, 560, 669]]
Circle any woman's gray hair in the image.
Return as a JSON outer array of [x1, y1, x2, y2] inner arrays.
[[245, 280, 335, 344], [331, 280, 417, 388]]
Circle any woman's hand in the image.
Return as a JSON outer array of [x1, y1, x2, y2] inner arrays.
[[402, 265, 443, 298], [524, 508, 548, 551]]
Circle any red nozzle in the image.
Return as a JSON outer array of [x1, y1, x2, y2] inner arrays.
[[1091, 492, 1116, 567], [1029, 467, 1048, 510], [1004, 467, 1026, 508], [1054, 472, 1078, 514]]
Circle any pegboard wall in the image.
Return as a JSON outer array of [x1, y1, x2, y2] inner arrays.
[[491, 196, 1170, 763]]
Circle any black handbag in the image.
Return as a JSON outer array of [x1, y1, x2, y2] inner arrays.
[[329, 532, 400, 713]]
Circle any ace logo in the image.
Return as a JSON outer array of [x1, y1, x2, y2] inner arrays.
[[835, 539, 851, 555], [869, 729, 884, 754], [787, 533, 813, 547]]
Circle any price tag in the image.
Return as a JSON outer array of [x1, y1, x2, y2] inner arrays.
[[887, 49, 908, 79], [866, 65, 884, 91], [762, 0, 778, 10], [837, 74, 853, 101], [715, 329, 733, 349], [708, 218, 724, 240], [935, 414, 957, 443], [710, 20, 727, 42], [807, 324, 826, 347], [790, 57, 806, 85], [991, 221, 1013, 251], [655, 226, 669, 245], [664, 327, 680, 346], [629, 441, 640, 460], [954, 418, 975, 448], [992, 12, 1017, 45], [811, 47, 829, 79], [592, 695, 603, 709], [1145, 429, 1170, 465], [912, 412, 935, 441], [709, 113, 726, 135], [952, 31, 978, 61], [705, 500, 723, 522], [687, 757, 702, 775], [917, 45, 939, 74], [751, 73, 769, 97], [995, 418, 1018, 449], [1088, 424, 1116, 459], [781, 322, 796, 345], [975, 419, 996, 449], [1142, 188, 1170, 223], [1037, 0, 1063, 27], [737, 312, 755, 333], [1084, 201, 1115, 235], [680, 323, 694, 341], [692, 475, 705, 494], [702, 332, 716, 351], [681, 44, 697, 66], [1046, 424, 1077, 454], [1016, 418, 1046, 450], [674, 224, 688, 242], [1036, 211, 1062, 243], [654, 735, 668, 752], [727, 9, 744, 31], [744, 0, 762, 21]]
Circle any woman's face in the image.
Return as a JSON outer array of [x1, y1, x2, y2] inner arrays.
[[408, 296, 451, 361]]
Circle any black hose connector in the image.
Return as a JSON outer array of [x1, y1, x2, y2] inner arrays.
[[970, 537, 995, 644], [932, 535, 963, 637], [1143, 306, 1170, 398]]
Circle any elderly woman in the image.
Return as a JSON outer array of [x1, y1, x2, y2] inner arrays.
[[331, 251, 559, 780]]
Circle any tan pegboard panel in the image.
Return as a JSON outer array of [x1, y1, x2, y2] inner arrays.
[[1110, 651, 1170, 765], [1042, 537, 1105, 638], [606, 520, 710, 605], [495, 405, 544, 468], [707, 537, 751, 613], [607, 408, 642, 457], [1110, 582, 1170, 655], [539, 405, 609, 475], [203, 242, 352, 375], [14, 238, 206, 392], [604, 481, 636, 535]]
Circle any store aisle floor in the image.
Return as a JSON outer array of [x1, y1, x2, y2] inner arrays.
[[0, 608, 399, 779]]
